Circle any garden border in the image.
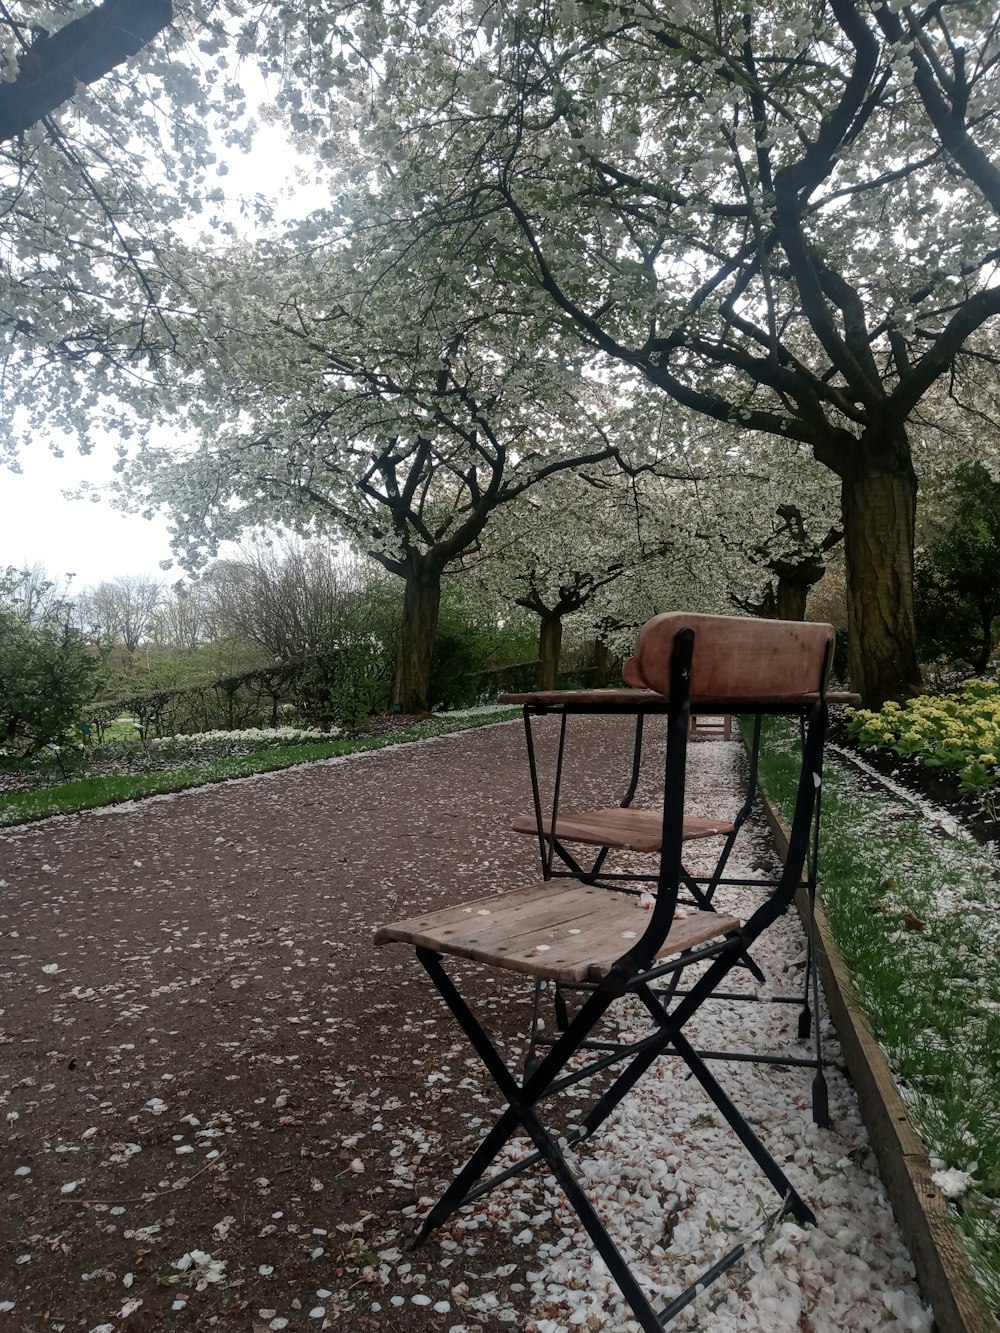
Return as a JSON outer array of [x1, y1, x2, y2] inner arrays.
[[759, 782, 998, 1333]]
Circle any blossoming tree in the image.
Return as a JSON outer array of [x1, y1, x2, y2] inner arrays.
[[263, 0, 1000, 704], [461, 463, 677, 687], [0, 2, 253, 456], [123, 241, 631, 712]]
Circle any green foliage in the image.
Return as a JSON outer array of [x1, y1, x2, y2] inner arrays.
[[0, 711, 518, 828], [89, 572, 402, 735], [293, 573, 399, 726], [916, 463, 1000, 672], [300, 644, 393, 729], [0, 568, 103, 753], [846, 681, 1000, 792], [429, 585, 537, 710]]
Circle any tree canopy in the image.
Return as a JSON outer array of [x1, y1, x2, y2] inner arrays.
[[122, 235, 646, 709], [6, 3, 1000, 705], [240, 0, 1000, 703], [0, 1, 252, 461]]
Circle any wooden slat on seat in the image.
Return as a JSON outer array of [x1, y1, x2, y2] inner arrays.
[[374, 881, 740, 985], [689, 714, 733, 740], [511, 808, 734, 852]]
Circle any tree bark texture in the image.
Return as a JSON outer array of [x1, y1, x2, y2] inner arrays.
[[0, 0, 173, 142], [841, 456, 922, 708], [392, 569, 441, 713], [593, 638, 614, 687], [774, 566, 824, 622], [537, 614, 563, 690]]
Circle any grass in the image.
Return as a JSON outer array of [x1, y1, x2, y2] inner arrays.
[[0, 710, 519, 828], [752, 716, 1000, 1314]]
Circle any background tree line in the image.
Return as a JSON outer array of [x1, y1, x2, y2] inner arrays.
[[6, 407, 1000, 755]]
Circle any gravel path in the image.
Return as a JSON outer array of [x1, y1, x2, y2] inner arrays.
[[0, 717, 930, 1332]]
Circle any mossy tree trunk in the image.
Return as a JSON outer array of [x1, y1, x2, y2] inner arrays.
[[840, 441, 922, 708], [391, 561, 443, 714]]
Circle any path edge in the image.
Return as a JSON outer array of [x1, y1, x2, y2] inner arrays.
[[759, 784, 998, 1333]]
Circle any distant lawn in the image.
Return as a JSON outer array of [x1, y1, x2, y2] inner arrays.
[[0, 710, 518, 828]]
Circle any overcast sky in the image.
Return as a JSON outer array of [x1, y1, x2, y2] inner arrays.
[[0, 442, 178, 588]]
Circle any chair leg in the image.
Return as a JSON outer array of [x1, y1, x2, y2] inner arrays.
[[518, 1108, 671, 1333], [808, 908, 829, 1128], [524, 979, 545, 1080], [412, 948, 618, 1240], [637, 986, 816, 1226], [680, 867, 767, 984], [410, 948, 818, 1330]]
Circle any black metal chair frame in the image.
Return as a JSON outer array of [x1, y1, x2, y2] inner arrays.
[[400, 627, 832, 1330], [518, 699, 829, 1125]]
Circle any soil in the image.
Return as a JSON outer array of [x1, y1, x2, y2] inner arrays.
[[0, 714, 656, 1333], [830, 721, 1000, 847], [346, 712, 431, 740]]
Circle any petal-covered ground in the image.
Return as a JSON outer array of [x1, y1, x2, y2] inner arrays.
[[0, 717, 929, 1332]]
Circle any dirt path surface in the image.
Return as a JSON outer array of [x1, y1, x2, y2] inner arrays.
[[0, 718, 926, 1333]]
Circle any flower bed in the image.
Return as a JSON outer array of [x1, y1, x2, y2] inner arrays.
[[0, 711, 517, 826], [0, 725, 344, 795], [846, 682, 1000, 794]]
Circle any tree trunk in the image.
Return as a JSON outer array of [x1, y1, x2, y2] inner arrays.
[[974, 606, 995, 675], [774, 561, 826, 621], [762, 552, 828, 621], [392, 567, 442, 713], [775, 577, 810, 622], [841, 449, 922, 707], [537, 614, 563, 690], [594, 638, 614, 687]]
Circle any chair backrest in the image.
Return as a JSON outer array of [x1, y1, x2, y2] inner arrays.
[[630, 612, 833, 702], [623, 612, 832, 977], [621, 655, 644, 688]]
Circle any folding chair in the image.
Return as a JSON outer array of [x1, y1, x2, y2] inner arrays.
[[374, 612, 833, 1330], [505, 652, 831, 1124]]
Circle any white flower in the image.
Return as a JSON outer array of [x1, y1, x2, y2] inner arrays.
[[931, 1168, 974, 1199], [172, 1250, 227, 1289]]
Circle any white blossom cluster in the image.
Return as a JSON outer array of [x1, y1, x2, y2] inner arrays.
[[146, 726, 335, 749]]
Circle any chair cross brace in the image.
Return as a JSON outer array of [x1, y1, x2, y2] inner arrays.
[[519, 699, 832, 1120], [520, 707, 771, 984], [412, 924, 817, 1332]]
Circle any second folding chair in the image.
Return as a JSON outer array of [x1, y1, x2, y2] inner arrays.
[[506, 653, 830, 1124]]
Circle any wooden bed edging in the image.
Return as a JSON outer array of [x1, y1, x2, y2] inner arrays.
[[760, 790, 999, 1333]]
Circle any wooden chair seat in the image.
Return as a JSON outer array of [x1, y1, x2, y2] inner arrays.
[[374, 881, 740, 985], [511, 807, 734, 853], [689, 714, 733, 740]]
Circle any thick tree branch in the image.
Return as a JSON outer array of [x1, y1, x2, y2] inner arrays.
[[0, 0, 172, 142], [872, 0, 1000, 216]]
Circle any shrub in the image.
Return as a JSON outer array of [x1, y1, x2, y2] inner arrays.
[[299, 644, 392, 728], [0, 570, 103, 753], [846, 680, 1000, 792], [916, 462, 1000, 673]]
